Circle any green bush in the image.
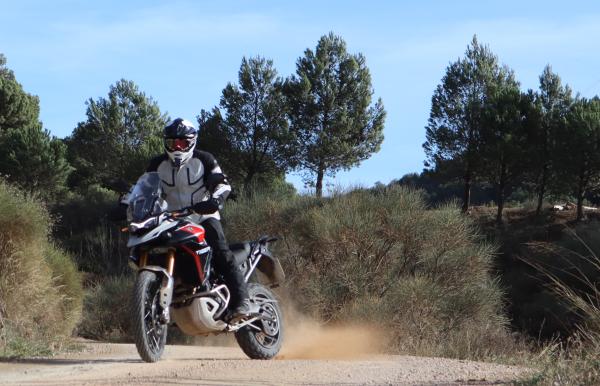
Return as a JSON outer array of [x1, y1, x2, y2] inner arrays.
[[79, 274, 208, 345], [0, 180, 82, 357], [224, 185, 522, 360], [78, 275, 133, 342], [53, 185, 129, 277]]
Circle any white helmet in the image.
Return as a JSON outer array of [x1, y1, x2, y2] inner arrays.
[[163, 118, 197, 167]]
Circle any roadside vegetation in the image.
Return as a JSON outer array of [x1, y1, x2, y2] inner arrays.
[[224, 185, 527, 360], [512, 222, 600, 385], [76, 184, 526, 362], [0, 181, 82, 357]]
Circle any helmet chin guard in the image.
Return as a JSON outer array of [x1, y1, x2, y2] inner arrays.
[[167, 146, 195, 168]]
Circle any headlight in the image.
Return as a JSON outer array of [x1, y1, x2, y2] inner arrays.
[[128, 216, 158, 233]]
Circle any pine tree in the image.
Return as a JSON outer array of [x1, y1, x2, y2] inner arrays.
[[559, 98, 600, 221], [0, 53, 72, 199], [0, 127, 72, 198], [198, 57, 293, 189], [0, 55, 39, 132], [285, 32, 385, 197], [424, 36, 513, 212], [532, 65, 573, 215], [66, 79, 168, 190], [480, 82, 528, 223]]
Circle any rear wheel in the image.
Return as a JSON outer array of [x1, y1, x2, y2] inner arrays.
[[131, 270, 168, 362], [235, 283, 283, 359]]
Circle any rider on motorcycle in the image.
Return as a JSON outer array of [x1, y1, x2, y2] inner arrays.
[[134, 118, 258, 319]]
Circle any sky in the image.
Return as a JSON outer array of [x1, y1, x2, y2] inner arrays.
[[2, 0, 600, 191]]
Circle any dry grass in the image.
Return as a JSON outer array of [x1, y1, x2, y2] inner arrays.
[[0, 181, 82, 357], [78, 275, 133, 342], [518, 225, 600, 385]]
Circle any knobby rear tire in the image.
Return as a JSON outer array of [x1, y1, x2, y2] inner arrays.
[[235, 283, 283, 359], [131, 270, 167, 363]]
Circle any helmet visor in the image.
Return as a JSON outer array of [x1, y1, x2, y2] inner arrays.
[[165, 137, 194, 152]]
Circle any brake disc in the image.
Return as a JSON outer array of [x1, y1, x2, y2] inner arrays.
[[260, 304, 279, 336]]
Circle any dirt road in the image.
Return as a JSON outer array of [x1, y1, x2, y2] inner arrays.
[[0, 341, 529, 385]]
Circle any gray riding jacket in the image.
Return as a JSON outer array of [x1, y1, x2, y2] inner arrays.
[[144, 150, 232, 222]]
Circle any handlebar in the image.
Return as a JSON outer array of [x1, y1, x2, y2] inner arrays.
[[122, 208, 192, 233], [168, 208, 192, 218], [123, 207, 208, 233]]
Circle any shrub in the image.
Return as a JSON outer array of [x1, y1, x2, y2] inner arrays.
[[53, 185, 129, 277], [78, 275, 133, 342], [0, 181, 82, 357], [224, 185, 521, 360], [79, 274, 213, 345], [516, 225, 600, 385]]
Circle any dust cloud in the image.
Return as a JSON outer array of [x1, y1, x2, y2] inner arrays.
[[278, 313, 385, 360]]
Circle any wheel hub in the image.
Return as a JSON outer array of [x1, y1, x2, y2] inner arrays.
[[260, 304, 279, 336]]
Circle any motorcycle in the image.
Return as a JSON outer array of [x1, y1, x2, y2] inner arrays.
[[125, 172, 285, 363]]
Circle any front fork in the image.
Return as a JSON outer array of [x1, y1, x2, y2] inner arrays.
[[138, 249, 175, 324]]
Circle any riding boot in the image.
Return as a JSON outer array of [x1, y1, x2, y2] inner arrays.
[[200, 218, 258, 319], [222, 260, 249, 308], [222, 257, 258, 318]]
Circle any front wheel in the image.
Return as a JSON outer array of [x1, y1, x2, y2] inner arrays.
[[131, 270, 168, 362], [235, 283, 283, 359]]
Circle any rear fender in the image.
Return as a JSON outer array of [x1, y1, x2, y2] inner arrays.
[[256, 252, 285, 287], [139, 265, 174, 309], [249, 237, 285, 287]]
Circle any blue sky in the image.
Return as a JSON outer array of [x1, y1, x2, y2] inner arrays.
[[2, 1, 600, 191]]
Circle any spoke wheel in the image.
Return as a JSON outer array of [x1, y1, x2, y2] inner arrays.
[[132, 270, 168, 362], [235, 283, 283, 359]]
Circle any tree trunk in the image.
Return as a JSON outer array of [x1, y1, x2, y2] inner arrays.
[[536, 164, 548, 216], [315, 163, 325, 198], [243, 169, 256, 190], [576, 191, 584, 222], [496, 163, 507, 225], [462, 170, 472, 213], [576, 169, 585, 222]]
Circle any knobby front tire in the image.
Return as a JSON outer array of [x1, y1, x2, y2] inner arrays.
[[131, 270, 168, 363]]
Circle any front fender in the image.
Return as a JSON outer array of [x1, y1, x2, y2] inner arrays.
[[139, 265, 174, 309]]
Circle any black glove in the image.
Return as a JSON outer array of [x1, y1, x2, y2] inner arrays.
[[192, 197, 222, 215]]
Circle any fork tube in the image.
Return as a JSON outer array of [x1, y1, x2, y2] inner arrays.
[[139, 250, 148, 268], [167, 250, 175, 275]]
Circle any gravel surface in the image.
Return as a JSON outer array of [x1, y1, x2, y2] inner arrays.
[[0, 341, 529, 385]]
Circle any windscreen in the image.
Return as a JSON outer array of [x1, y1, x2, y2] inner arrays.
[[127, 172, 165, 222]]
